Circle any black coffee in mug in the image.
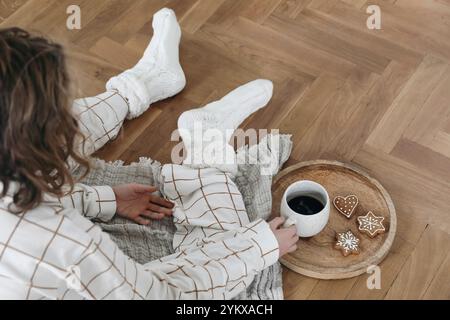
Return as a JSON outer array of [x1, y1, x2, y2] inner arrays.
[[288, 196, 324, 216]]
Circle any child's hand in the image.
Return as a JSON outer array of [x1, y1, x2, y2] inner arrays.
[[269, 217, 299, 257], [113, 184, 174, 225]]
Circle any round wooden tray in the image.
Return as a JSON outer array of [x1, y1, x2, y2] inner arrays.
[[272, 160, 397, 280]]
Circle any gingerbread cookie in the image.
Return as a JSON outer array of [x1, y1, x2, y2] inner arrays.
[[334, 230, 360, 256], [357, 211, 386, 238], [333, 195, 359, 219]]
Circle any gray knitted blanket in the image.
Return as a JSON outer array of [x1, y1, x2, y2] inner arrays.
[[74, 134, 292, 300]]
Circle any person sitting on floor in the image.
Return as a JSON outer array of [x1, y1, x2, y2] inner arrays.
[[0, 8, 298, 300]]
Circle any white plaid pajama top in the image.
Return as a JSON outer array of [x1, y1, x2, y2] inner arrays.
[[0, 178, 279, 300]]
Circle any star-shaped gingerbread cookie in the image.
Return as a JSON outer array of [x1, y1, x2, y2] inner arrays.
[[357, 211, 386, 238], [334, 230, 360, 256]]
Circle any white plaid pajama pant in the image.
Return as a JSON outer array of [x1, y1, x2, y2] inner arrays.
[[75, 91, 265, 294]]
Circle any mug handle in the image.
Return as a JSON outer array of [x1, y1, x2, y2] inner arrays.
[[283, 217, 297, 228]]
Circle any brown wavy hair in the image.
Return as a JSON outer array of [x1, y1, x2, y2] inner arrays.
[[0, 28, 89, 212]]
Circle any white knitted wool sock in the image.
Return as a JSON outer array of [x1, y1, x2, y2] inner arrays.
[[202, 79, 274, 131], [106, 8, 186, 119], [178, 79, 274, 174]]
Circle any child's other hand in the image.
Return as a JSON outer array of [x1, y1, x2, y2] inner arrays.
[[113, 184, 174, 225], [269, 217, 299, 258]]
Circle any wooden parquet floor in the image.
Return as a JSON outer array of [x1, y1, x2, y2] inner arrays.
[[1, 0, 449, 300]]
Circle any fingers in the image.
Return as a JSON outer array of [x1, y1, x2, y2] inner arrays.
[[134, 216, 151, 226], [283, 227, 299, 255], [277, 225, 297, 237], [133, 184, 158, 194], [287, 244, 298, 253], [150, 195, 175, 209], [287, 225, 297, 237], [269, 217, 285, 230], [141, 210, 165, 220], [148, 203, 173, 216]]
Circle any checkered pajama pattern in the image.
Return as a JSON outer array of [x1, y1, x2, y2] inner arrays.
[[0, 181, 278, 300], [0, 91, 279, 300], [158, 164, 280, 298], [0, 184, 117, 299], [161, 165, 251, 247], [73, 91, 129, 157]]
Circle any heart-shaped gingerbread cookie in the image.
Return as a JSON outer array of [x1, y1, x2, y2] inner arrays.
[[333, 195, 359, 219]]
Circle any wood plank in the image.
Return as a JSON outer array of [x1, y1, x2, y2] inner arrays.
[[307, 278, 358, 300], [290, 70, 378, 161], [297, 7, 422, 67], [70, 0, 137, 49], [283, 268, 318, 299], [387, 0, 450, 39], [423, 252, 450, 300], [20, 0, 78, 36], [327, 61, 415, 160], [266, 13, 390, 74], [277, 74, 342, 135], [119, 96, 195, 164], [307, 0, 338, 13], [428, 131, 450, 159], [274, 0, 312, 19], [208, 0, 282, 28], [239, 0, 283, 24], [106, 0, 169, 44], [391, 139, 450, 184], [444, 117, 450, 133], [65, 42, 123, 96], [345, 236, 416, 299], [89, 37, 141, 70], [244, 78, 309, 131], [366, 56, 449, 153], [180, 0, 226, 34], [0, 0, 57, 29], [395, 215, 428, 246], [94, 108, 163, 162], [0, 0, 27, 19], [206, 0, 256, 29], [164, 0, 200, 21], [354, 145, 450, 233], [340, 0, 367, 9], [197, 19, 317, 82], [404, 72, 450, 145], [385, 226, 450, 299], [328, 0, 450, 62], [175, 33, 266, 105]]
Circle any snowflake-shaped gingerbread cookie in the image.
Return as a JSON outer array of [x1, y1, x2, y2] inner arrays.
[[357, 211, 386, 238], [334, 230, 360, 256]]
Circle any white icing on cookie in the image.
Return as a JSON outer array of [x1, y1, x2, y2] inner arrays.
[[333, 195, 359, 219], [335, 230, 360, 256], [357, 211, 385, 238]]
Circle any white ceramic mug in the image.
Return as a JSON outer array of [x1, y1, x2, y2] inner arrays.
[[281, 180, 330, 237]]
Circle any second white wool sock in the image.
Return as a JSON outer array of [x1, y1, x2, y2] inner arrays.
[[178, 79, 274, 174], [107, 8, 186, 119]]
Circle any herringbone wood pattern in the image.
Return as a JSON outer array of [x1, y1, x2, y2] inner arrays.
[[1, 0, 449, 300]]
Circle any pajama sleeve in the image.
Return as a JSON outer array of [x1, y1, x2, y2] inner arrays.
[[59, 184, 116, 222], [66, 217, 279, 300]]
